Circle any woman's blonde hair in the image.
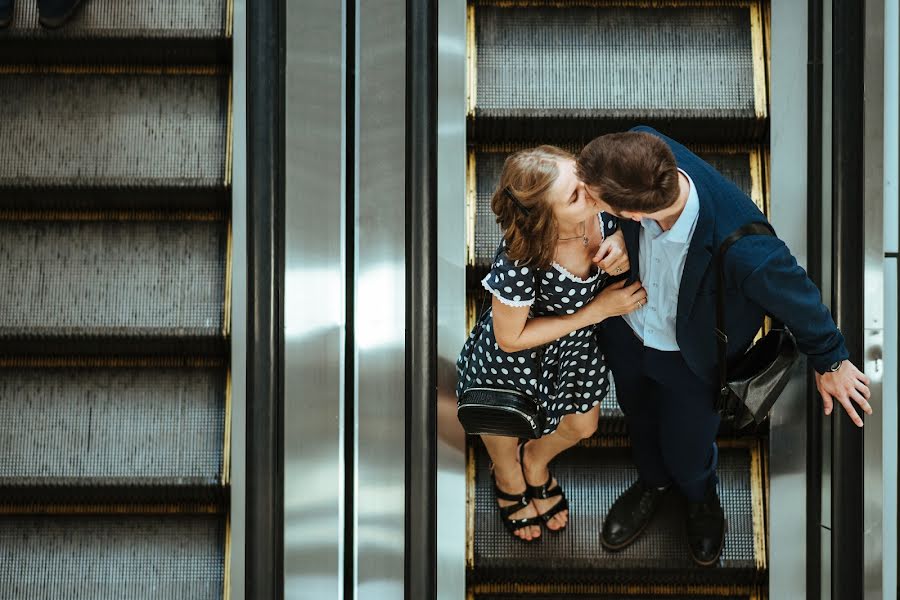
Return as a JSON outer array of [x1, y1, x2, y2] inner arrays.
[[491, 145, 574, 269]]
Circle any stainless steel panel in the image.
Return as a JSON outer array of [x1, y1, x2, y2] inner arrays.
[[863, 2, 886, 597], [230, 0, 247, 595], [356, 1, 406, 597], [284, 1, 346, 598], [769, 2, 809, 598], [887, 0, 899, 255], [884, 257, 898, 597], [437, 0, 468, 599]]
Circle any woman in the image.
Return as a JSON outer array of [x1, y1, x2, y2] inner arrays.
[[457, 146, 647, 542]]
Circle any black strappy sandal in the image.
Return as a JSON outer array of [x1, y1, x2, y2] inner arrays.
[[520, 443, 569, 531], [490, 472, 542, 540]]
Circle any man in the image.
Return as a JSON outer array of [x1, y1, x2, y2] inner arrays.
[[577, 126, 872, 566]]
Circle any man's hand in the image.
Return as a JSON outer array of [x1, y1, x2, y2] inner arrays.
[[594, 229, 629, 276], [815, 360, 872, 427]]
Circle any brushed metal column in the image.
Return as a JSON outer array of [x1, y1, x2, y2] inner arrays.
[[230, 0, 248, 596], [356, 0, 407, 597], [437, 0, 468, 598], [862, 0, 888, 597], [284, 2, 346, 598], [770, 1, 810, 597]]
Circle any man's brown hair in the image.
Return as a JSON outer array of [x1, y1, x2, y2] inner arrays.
[[576, 131, 679, 213], [492, 145, 574, 270]]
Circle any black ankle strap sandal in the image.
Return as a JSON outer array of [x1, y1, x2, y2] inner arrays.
[[519, 443, 569, 528], [491, 475, 542, 538]]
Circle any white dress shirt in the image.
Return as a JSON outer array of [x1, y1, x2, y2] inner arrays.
[[623, 169, 700, 351]]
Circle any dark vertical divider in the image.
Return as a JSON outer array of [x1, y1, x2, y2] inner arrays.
[[406, 0, 438, 597], [806, 0, 824, 597], [831, 0, 865, 598], [247, 0, 286, 598]]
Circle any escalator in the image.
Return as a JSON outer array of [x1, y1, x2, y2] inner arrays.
[[466, 2, 770, 598], [0, 3, 231, 597]]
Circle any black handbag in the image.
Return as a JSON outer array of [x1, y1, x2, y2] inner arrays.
[[714, 222, 800, 428], [456, 281, 546, 438], [457, 386, 546, 439]]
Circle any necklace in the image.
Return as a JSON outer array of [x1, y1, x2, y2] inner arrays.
[[558, 220, 588, 246]]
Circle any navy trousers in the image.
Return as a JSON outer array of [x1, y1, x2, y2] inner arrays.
[[597, 316, 720, 502]]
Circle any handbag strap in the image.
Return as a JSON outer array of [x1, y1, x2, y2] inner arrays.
[[716, 221, 776, 398]]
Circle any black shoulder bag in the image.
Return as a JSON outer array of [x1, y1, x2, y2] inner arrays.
[[457, 283, 546, 439], [715, 222, 800, 428]]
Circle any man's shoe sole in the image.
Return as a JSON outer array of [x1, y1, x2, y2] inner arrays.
[[688, 520, 727, 567], [38, 0, 81, 28]]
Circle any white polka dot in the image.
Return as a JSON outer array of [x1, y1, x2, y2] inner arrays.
[[561, 297, 570, 303], [567, 309, 575, 314], [523, 368, 531, 375], [559, 273, 565, 281], [568, 289, 576, 296], [507, 269, 516, 277], [575, 301, 583, 308], [521, 267, 529, 274], [519, 378, 527, 385], [516, 280, 524, 287], [504, 286, 512, 293], [525, 287, 532, 293], [581, 288, 587, 295], [513, 295, 521, 301]]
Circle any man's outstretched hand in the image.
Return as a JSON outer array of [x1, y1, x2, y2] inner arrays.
[[815, 360, 872, 427]]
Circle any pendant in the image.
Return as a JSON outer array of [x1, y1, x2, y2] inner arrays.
[[582, 236, 588, 247]]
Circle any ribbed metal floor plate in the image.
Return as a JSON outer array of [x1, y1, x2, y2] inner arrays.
[[471, 444, 764, 586], [0, 366, 225, 503], [471, 147, 759, 268], [474, 593, 758, 600], [0, 1, 229, 63], [0, 515, 225, 599], [0, 220, 227, 354], [0, 74, 228, 200], [472, 4, 764, 141]]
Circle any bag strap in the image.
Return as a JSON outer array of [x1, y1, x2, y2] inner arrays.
[[716, 221, 776, 398]]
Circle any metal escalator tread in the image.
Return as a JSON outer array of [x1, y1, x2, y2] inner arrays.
[[474, 595, 756, 599], [0, 515, 224, 599], [0, 74, 228, 203], [0, 220, 227, 355], [0, 367, 225, 503], [471, 147, 758, 269], [0, 1, 229, 64], [473, 5, 764, 141], [472, 444, 763, 586]]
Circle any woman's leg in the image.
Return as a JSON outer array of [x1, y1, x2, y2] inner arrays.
[[523, 405, 600, 530], [481, 434, 541, 540]]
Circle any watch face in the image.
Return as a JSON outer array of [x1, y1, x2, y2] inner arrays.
[[830, 361, 842, 372]]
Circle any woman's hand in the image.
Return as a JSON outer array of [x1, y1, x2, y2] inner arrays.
[[581, 280, 647, 323], [593, 229, 629, 276]]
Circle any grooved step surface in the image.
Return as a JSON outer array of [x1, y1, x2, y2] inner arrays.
[[472, 148, 756, 268], [0, 74, 228, 190], [475, 594, 755, 599], [0, 367, 225, 503], [0, 515, 225, 599], [472, 444, 763, 586], [0, 220, 226, 353], [0, 2, 229, 63], [475, 6, 756, 119]]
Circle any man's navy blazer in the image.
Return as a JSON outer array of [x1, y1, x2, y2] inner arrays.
[[618, 126, 848, 384]]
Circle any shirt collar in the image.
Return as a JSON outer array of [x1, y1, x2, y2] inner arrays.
[[640, 168, 699, 244]]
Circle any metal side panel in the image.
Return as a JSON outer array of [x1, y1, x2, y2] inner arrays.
[[0, 515, 225, 599], [0, 219, 227, 355], [0, 365, 225, 504], [471, 3, 766, 142], [0, 1, 230, 63], [0, 73, 228, 195], [470, 442, 766, 587]]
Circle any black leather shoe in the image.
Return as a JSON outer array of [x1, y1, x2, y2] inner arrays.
[[601, 479, 668, 551], [0, 0, 14, 29], [37, 0, 82, 28], [686, 483, 726, 566]]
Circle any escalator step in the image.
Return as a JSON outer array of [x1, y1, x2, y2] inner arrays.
[[473, 593, 759, 600], [0, 218, 227, 355], [471, 3, 765, 142], [471, 443, 765, 586], [0, 1, 229, 64], [0, 365, 226, 503], [470, 146, 762, 269], [0, 73, 229, 210], [0, 514, 224, 599]]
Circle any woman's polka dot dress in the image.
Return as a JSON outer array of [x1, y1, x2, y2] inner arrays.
[[457, 214, 618, 436]]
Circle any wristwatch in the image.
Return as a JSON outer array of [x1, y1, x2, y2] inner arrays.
[[828, 360, 843, 372]]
